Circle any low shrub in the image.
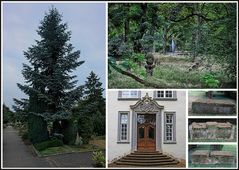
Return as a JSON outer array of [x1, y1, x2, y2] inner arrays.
[[34, 138, 63, 151], [201, 73, 220, 88], [92, 151, 105, 167]]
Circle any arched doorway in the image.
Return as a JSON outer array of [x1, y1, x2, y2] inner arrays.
[[130, 93, 164, 152], [137, 114, 156, 151]]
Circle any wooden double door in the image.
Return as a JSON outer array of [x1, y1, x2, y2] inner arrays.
[[137, 114, 156, 152]]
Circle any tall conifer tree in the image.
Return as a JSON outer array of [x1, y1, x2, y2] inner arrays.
[[15, 7, 84, 143]]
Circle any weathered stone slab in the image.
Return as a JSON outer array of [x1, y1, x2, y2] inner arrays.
[[210, 151, 235, 164], [192, 99, 236, 115], [191, 150, 210, 164], [206, 122, 217, 139], [189, 122, 235, 141], [191, 122, 207, 139]]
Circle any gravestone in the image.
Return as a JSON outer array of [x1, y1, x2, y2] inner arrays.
[[191, 150, 210, 164], [191, 122, 207, 139], [210, 151, 235, 164], [216, 122, 232, 139], [189, 122, 235, 141], [206, 122, 217, 139], [192, 99, 236, 115]]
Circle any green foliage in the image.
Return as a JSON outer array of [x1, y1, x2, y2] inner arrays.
[[109, 3, 236, 88], [14, 7, 86, 143], [72, 71, 105, 137], [92, 111, 105, 136], [120, 58, 137, 71], [61, 120, 77, 145], [77, 114, 94, 144], [34, 138, 63, 151], [201, 73, 220, 88], [133, 53, 145, 63], [28, 114, 49, 144], [3, 104, 15, 124], [92, 151, 106, 167]]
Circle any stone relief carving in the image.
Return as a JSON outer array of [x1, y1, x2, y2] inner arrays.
[[130, 93, 164, 112]]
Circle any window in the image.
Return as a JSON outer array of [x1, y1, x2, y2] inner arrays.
[[118, 91, 141, 100], [164, 112, 176, 143], [122, 91, 138, 98], [165, 91, 173, 98], [157, 91, 164, 98], [165, 114, 173, 141], [118, 112, 130, 142], [154, 90, 177, 100]]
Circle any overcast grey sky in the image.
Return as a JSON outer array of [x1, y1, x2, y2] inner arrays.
[[3, 3, 106, 109]]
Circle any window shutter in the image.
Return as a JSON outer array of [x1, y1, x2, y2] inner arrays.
[[153, 91, 157, 98], [163, 112, 166, 141], [138, 91, 141, 98], [117, 113, 121, 141], [173, 113, 176, 142], [118, 91, 122, 98], [173, 91, 177, 99]]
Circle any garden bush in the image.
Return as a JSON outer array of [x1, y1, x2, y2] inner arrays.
[[92, 151, 105, 167], [34, 138, 63, 151], [78, 115, 94, 144]]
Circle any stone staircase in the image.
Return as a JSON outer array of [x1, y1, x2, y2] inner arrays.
[[113, 151, 179, 167]]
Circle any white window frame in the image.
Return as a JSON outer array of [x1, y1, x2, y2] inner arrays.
[[164, 112, 176, 143], [165, 114, 173, 141], [118, 111, 130, 143], [122, 91, 139, 98], [157, 90, 173, 98], [118, 91, 141, 100]]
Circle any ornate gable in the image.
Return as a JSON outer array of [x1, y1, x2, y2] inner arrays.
[[130, 93, 164, 113]]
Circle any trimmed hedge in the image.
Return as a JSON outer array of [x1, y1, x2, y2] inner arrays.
[[34, 138, 63, 151]]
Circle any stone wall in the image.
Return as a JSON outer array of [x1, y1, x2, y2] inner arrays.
[[189, 122, 235, 141]]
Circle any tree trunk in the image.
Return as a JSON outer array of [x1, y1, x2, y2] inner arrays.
[[192, 3, 202, 62], [162, 27, 168, 54], [124, 4, 130, 42], [133, 3, 148, 53]]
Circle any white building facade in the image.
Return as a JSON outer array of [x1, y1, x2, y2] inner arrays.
[[108, 90, 186, 163]]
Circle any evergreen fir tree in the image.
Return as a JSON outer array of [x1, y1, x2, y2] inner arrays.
[[83, 71, 105, 135], [84, 71, 105, 114], [15, 7, 84, 143]]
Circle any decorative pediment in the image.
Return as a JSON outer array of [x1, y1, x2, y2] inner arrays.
[[130, 93, 164, 112]]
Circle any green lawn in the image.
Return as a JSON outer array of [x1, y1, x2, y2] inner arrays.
[[108, 55, 235, 89], [36, 136, 105, 157]]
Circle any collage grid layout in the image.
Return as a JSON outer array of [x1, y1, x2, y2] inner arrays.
[[1, 1, 238, 169]]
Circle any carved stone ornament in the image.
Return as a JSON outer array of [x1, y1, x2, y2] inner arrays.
[[130, 93, 164, 112]]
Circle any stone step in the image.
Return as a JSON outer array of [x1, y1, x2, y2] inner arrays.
[[125, 155, 169, 160], [127, 154, 165, 158], [132, 151, 161, 155], [115, 160, 179, 166], [119, 158, 175, 163]]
